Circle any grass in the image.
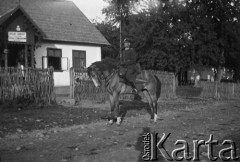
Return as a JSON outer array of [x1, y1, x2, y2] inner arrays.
[[176, 86, 202, 98]]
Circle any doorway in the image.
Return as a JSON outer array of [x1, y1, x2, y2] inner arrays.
[[7, 44, 25, 67]]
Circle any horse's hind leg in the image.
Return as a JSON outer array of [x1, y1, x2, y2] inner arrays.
[[152, 97, 158, 122], [142, 90, 156, 122], [147, 90, 158, 122]]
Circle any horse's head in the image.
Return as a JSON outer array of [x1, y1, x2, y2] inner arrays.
[[87, 64, 102, 88], [87, 59, 119, 88]]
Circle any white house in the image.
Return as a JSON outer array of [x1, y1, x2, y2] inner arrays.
[[0, 0, 110, 86]]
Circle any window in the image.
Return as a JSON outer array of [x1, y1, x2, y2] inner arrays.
[[42, 48, 68, 71], [47, 48, 61, 70], [72, 50, 86, 68]]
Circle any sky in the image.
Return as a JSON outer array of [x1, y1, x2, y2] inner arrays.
[[70, 0, 108, 21]]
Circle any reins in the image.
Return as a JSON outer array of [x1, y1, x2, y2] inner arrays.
[[97, 69, 116, 87], [105, 70, 117, 86], [90, 61, 119, 87]]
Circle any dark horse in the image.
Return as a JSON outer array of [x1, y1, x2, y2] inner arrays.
[[87, 59, 161, 125]]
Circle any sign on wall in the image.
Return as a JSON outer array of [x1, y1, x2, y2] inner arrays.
[[8, 32, 27, 42]]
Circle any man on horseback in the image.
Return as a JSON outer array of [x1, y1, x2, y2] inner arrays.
[[120, 38, 140, 94], [88, 53, 161, 125]]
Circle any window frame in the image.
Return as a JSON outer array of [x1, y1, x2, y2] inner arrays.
[[42, 48, 68, 71], [72, 50, 86, 69], [47, 48, 62, 71]]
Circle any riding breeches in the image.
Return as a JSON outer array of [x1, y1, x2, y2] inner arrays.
[[125, 65, 138, 83]]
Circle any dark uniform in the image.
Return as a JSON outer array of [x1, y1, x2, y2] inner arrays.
[[121, 45, 140, 92]]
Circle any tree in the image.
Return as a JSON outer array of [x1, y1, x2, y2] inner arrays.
[[102, 0, 139, 59], [224, 21, 240, 82], [94, 21, 119, 59], [100, 0, 240, 82]]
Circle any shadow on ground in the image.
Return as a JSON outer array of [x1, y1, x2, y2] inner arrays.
[[119, 99, 152, 120]]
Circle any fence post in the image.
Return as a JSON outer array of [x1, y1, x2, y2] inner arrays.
[[70, 67, 74, 98], [172, 74, 176, 97], [232, 83, 235, 97], [49, 67, 56, 103], [215, 82, 218, 98], [70, 67, 72, 98]]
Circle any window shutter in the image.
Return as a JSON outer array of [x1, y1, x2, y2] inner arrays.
[[42, 56, 48, 69], [61, 57, 68, 71]]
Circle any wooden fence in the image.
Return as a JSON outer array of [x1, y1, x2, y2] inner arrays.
[[151, 71, 176, 100], [70, 68, 176, 103], [197, 81, 240, 99], [69, 68, 108, 103], [0, 67, 55, 104]]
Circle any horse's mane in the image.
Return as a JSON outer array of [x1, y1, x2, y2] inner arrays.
[[92, 58, 119, 70], [87, 58, 119, 76]]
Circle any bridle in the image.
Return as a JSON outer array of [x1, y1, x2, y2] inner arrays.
[[92, 68, 117, 87]]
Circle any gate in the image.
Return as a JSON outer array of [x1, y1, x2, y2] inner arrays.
[[69, 67, 107, 103]]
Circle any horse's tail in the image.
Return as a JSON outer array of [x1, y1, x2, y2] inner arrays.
[[154, 75, 161, 100]]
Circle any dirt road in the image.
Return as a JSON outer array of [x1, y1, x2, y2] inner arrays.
[[0, 98, 239, 162]]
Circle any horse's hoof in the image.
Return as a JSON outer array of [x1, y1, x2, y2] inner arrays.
[[116, 117, 122, 126], [149, 119, 157, 124], [154, 114, 158, 123], [108, 119, 114, 125]]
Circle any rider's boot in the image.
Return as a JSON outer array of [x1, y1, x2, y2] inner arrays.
[[130, 81, 138, 94]]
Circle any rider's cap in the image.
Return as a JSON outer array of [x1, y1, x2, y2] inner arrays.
[[123, 38, 131, 43]]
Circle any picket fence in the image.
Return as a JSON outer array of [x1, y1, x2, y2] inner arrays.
[[0, 67, 55, 104], [70, 68, 176, 103], [197, 81, 240, 99]]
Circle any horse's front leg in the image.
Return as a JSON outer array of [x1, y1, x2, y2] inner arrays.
[[142, 90, 158, 123], [114, 93, 122, 126], [108, 94, 115, 125]]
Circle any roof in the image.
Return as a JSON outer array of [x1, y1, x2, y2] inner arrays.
[[0, 5, 46, 38], [0, 0, 110, 46]]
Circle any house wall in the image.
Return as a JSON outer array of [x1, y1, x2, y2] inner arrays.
[[35, 42, 101, 86]]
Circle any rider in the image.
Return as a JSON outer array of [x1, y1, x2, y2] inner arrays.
[[121, 38, 139, 94]]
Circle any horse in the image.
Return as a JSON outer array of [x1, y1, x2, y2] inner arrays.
[[87, 58, 161, 126]]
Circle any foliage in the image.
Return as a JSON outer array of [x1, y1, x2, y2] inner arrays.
[[94, 21, 119, 58], [102, 0, 138, 24], [97, 0, 240, 81]]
